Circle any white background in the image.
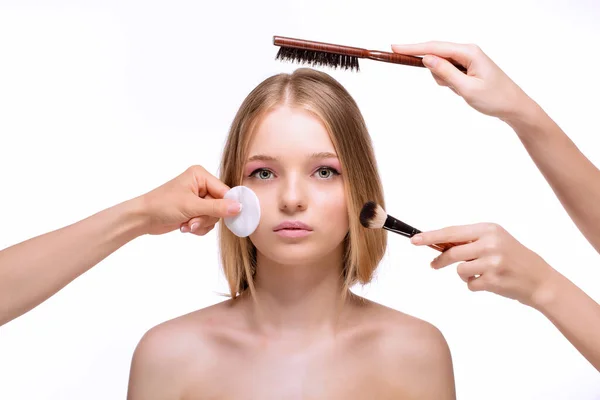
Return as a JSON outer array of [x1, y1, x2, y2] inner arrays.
[[1, 0, 599, 398]]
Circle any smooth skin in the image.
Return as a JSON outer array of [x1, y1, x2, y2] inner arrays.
[[392, 41, 600, 371], [0, 165, 242, 327]]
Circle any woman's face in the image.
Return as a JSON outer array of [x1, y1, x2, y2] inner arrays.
[[242, 105, 349, 266]]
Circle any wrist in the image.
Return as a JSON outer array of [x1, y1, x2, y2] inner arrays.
[[500, 91, 542, 129], [118, 196, 150, 238], [528, 265, 565, 313]]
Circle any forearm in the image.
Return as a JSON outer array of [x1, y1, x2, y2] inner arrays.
[[0, 197, 147, 326], [503, 99, 600, 254], [532, 269, 600, 371]]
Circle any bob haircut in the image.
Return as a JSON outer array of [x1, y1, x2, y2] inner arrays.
[[218, 68, 387, 299]]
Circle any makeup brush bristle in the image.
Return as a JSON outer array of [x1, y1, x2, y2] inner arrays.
[[359, 201, 387, 229], [275, 46, 360, 71]]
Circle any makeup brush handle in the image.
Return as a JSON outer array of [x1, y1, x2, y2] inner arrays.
[[427, 242, 464, 252]]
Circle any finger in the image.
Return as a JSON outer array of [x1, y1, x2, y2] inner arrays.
[[467, 275, 487, 292], [430, 241, 482, 269], [430, 71, 459, 94], [423, 55, 472, 93], [188, 216, 219, 232], [456, 260, 486, 283], [180, 205, 219, 232], [391, 41, 473, 67], [411, 223, 489, 246], [189, 165, 231, 199], [432, 71, 448, 87], [189, 197, 242, 219], [191, 225, 214, 236]]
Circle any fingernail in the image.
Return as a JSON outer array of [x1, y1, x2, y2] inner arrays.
[[190, 222, 199, 232], [228, 202, 242, 214], [423, 55, 438, 68], [180, 225, 189, 233], [411, 235, 423, 244]]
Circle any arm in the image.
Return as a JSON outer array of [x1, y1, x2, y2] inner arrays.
[[532, 268, 600, 371], [504, 100, 600, 254], [391, 41, 600, 254], [0, 165, 240, 327], [413, 222, 600, 372], [0, 199, 145, 326]]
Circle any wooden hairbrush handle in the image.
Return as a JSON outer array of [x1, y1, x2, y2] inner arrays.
[[366, 51, 467, 73]]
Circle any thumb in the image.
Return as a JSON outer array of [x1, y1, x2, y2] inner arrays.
[[191, 197, 242, 219], [423, 55, 470, 92]]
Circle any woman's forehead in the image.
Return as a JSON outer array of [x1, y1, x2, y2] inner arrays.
[[246, 106, 336, 156]]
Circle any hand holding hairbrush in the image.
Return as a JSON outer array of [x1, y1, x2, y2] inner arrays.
[[273, 35, 467, 73]]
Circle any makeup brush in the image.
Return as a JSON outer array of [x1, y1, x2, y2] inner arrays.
[[273, 35, 467, 73], [359, 201, 460, 252]]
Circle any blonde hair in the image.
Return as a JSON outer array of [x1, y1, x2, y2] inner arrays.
[[218, 68, 386, 299]]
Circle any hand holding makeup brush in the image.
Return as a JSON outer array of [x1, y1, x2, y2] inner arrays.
[[411, 222, 554, 305], [412, 222, 600, 372]]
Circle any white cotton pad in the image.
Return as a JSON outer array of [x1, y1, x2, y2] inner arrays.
[[223, 186, 261, 237]]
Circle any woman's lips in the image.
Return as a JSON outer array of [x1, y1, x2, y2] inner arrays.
[[273, 220, 313, 238], [275, 229, 313, 238]]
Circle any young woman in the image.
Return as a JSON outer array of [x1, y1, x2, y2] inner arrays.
[[126, 68, 456, 399]]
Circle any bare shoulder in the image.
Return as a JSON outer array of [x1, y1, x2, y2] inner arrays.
[[348, 296, 456, 399], [126, 299, 240, 400]]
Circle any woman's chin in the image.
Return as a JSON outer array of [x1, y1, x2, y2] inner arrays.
[[255, 246, 319, 266]]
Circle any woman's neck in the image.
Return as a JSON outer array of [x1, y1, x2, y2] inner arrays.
[[242, 245, 353, 339]]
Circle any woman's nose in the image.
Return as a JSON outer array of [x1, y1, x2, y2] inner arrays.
[[279, 175, 307, 212]]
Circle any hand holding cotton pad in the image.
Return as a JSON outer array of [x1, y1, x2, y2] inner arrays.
[[223, 186, 261, 237]]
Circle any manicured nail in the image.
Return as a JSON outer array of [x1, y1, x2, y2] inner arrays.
[[190, 222, 199, 232], [411, 235, 423, 244], [228, 202, 242, 214]]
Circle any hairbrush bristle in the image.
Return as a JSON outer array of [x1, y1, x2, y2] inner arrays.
[[359, 201, 387, 229], [275, 46, 360, 71]]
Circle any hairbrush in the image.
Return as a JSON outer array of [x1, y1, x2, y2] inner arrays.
[[273, 35, 467, 73], [359, 201, 462, 252]]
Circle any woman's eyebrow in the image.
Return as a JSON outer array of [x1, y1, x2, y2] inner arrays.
[[310, 152, 338, 160], [247, 154, 277, 162], [246, 152, 338, 162]]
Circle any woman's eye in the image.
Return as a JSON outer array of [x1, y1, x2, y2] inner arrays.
[[315, 167, 339, 179], [251, 169, 274, 180]]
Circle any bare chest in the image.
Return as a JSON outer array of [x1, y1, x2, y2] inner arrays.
[[181, 343, 411, 400]]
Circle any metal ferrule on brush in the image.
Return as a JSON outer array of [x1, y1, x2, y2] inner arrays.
[[383, 215, 421, 238]]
